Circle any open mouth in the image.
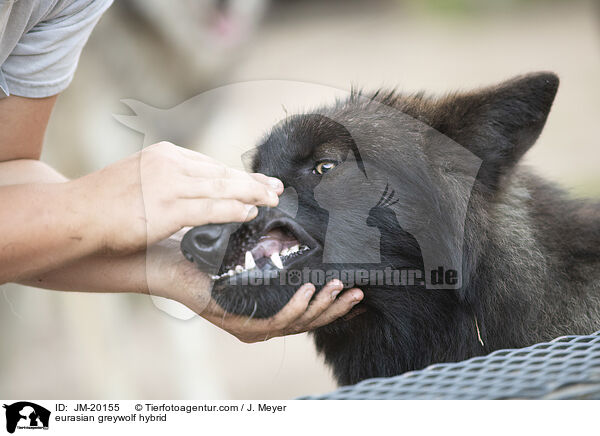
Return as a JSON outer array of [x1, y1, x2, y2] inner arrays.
[[211, 218, 318, 282]]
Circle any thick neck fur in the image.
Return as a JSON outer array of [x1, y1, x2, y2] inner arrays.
[[314, 166, 600, 386], [478, 168, 600, 345]]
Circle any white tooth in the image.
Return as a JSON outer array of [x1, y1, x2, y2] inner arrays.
[[227, 269, 235, 277], [235, 265, 244, 273], [245, 251, 256, 270], [289, 244, 300, 253], [270, 252, 284, 269], [280, 248, 289, 256], [210, 275, 219, 280]]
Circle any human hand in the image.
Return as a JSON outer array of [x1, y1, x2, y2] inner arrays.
[[148, 238, 364, 343], [71, 141, 283, 254], [198, 281, 364, 343]]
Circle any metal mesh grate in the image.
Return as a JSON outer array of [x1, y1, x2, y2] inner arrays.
[[301, 330, 600, 399]]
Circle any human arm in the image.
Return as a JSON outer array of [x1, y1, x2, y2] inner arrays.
[[1, 99, 363, 340], [0, 96, 283, 283], [20, 235, 363, 343]]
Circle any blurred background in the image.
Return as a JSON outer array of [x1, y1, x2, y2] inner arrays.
[[1, 0, 599, 399]]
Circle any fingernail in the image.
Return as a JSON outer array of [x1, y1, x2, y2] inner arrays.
[[245, 205, 258, 217], [268, 190, 278, 203], [304, 284, 315, 298], [350, 290, 363, 302], [331, 290, 341, 300], [268, 178, 283, 191]]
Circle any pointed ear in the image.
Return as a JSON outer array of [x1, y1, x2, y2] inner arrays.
[[434, 72, 559, 189]]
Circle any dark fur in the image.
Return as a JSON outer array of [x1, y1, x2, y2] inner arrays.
[[185, 72, 600, 385]]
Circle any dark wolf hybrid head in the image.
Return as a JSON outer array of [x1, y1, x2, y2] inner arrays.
[[182, 72, 600, 384]]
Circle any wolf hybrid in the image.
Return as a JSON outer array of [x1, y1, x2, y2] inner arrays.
[[182, 72, 600, 385]]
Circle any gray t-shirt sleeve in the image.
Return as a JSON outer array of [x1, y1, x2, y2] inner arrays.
[[1, 0, 112, 98]]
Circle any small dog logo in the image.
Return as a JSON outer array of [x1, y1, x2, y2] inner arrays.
[[3, 402, 50, 434]]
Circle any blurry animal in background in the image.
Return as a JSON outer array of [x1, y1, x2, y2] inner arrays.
[[45, 0, 269, 176]]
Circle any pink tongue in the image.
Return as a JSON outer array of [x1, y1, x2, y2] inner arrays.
[[251, 229, 298, 259]]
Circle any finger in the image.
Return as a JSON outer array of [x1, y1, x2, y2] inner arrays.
[[267, 283, 316, 330], [177, 157, 283, 192], [250, 173, 284, 193], [179, 160, 257, 181], [180, 198, 258, 225], [178, 176, 279, 207], [305, 288, 364, 330], [295, 279, 344, 324]]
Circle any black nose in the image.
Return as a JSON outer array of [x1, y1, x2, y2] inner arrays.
[[180, 223, 237, 275]]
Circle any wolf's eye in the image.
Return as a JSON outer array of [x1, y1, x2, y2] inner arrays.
[[314, 161, 337, 175]]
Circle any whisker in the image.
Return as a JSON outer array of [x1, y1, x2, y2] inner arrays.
[[220, 307, 228, 327], [243, 301, 258, 326]]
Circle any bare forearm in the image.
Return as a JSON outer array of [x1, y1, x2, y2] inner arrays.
[[19, 251, 150, 294], [0, 180, 103, 283], [0, 159, 106, 283], [19, 239, 213, 313], [0, 158, 67, 185], [0, 159, 201, 298], [0, 159, 144, 292]]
